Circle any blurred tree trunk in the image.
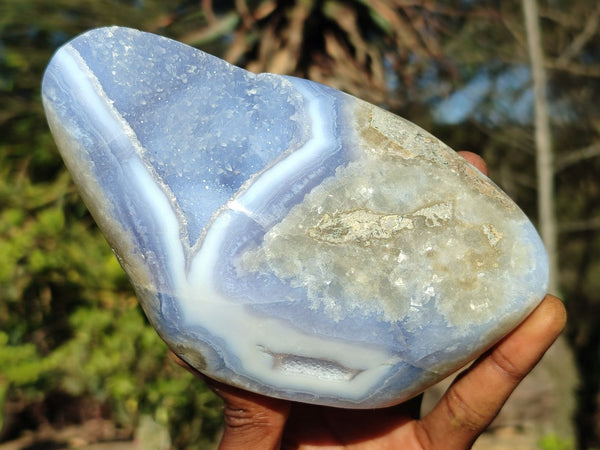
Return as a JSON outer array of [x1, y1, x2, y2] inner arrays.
[[522, 0, 558, 294]]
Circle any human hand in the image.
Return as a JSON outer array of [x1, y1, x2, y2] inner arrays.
[[170, 152, 566, 449]]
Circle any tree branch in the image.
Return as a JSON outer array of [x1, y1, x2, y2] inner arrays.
[[538, 6, 584, 28], [523, 0, 559, 293], [201, 0, 216, 25], [556, 3, 600, 65], [546, 59, 600, 77], [555, 143, 600, 171], [559, 217, 600, 233]]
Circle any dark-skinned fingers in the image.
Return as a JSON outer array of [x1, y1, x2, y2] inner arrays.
[[216, 384, 290, 450], [417, 295, 566, 449], [169, 351, 290, 449]]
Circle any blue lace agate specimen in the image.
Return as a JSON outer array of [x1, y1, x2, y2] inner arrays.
[[42, 27, 549, 408]]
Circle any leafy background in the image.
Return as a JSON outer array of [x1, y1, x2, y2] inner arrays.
[[1, 0, 598, 448]]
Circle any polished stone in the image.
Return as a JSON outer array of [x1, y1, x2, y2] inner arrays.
[[42, 27, 549, 408]]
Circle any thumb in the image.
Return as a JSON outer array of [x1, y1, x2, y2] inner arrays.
[[419, 295, 566, 449]]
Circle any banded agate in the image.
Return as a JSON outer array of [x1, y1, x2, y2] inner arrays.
[[42, 27, 549, 408]]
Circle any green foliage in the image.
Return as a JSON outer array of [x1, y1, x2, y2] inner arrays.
[[0, 0, 223, 446], [0, 332, 57, 427], [50, 304, 223, 445], [538, 433, 575, 450]]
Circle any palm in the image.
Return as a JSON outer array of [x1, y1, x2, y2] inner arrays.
[[281, 399, 423, 449]]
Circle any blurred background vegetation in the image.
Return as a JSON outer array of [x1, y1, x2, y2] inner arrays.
[[0, 0, 598, 448]]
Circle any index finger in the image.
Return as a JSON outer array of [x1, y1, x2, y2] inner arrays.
[[458, 151, 488, 176]]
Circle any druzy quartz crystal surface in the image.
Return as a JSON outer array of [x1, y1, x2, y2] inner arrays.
[[42, 27, 549, 408]]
